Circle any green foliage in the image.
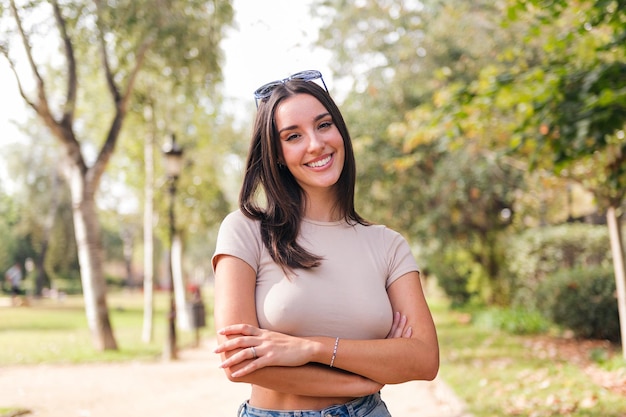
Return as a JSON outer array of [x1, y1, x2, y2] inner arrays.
[[537, 267, 621, 342], [506, 223, 612, 308], [0, 190, 19, 271], [494, 0, 626, 208], [1, 0, 235, 311], [427, 247, 477, 307], [434, 301, 626, 416], [317, 0, 528, 307], [472, 307, 551, 335]]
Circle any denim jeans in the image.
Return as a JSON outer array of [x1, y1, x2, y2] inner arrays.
[[237, 392, 391, 417]]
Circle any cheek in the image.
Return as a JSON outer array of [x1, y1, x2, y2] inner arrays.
[[280, 144, 301, 166]]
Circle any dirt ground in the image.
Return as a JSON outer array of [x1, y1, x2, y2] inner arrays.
[[0, 338, 470, 417], [522, 336, 626, 397]]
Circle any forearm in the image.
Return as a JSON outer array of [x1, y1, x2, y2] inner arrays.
[[216, 317, 437, 386], [224, 361, 382, 397], [310, 337, 439, 384], [222, 333, 437, 387]]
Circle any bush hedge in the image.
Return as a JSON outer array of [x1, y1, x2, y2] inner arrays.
[[505, 223, 612, 309], [536, 266, 620, 342]]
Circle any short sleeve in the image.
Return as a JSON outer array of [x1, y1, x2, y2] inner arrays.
[[211, 210, 263, 273], [384, 228, 420, 288]]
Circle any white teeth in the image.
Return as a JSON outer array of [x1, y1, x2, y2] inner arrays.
[[307, 155, 331, 168]]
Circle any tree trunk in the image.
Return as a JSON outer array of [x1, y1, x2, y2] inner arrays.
[[35, 171, 62, 296], [68, 164, 118, 351], [142, 125, 155, 343], [606, 206, 626, 359], [34, 253, 49, 297], [121, 228, 134, 286]]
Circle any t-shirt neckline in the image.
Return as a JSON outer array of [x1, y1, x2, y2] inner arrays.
[[302, 217, 347, 227]]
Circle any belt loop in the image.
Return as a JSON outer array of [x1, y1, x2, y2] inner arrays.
[[346, 401, 356, 417]]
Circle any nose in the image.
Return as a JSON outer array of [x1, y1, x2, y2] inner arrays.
[[307, 132, 324, 154]]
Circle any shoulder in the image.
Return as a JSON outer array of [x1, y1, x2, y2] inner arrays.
[[216, 210, 263, 248], [356, 222, 415, 259], [354, 222, 407, 243], [219, 209, 260, 232], [213, 210, 264, 272]]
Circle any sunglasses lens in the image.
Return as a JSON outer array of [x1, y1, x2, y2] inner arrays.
[[289, 70, 322, 82], [253, 70, 327, 107], [254, 81, 283, 99]]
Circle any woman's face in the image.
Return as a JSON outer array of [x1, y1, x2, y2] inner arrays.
[[274, 93, 345, 196]]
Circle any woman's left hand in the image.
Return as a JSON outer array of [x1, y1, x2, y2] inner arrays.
[[386, 311, 413, 339], [215, 324, 315, 377]]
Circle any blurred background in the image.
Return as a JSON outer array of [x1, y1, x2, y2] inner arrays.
[[1, 1, 625, 415]]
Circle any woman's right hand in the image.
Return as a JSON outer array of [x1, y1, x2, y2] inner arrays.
[[215, 324, 318, 377], [386, 311, 412, 339]]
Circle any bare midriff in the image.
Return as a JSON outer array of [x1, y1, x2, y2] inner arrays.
[[249, 386, 356, 411]]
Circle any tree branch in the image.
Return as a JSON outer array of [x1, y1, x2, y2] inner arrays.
[[0, 48, 37, 112], [9, 0, 51, 120], [89, 32, 155, 187], [51, 0, 77, 129], [93, 0, 121, 104], [8, 0, 84, 170]]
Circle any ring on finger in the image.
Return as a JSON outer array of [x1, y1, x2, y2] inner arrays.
[[250, 346, 257, 359]]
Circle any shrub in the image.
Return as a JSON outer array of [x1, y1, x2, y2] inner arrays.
[[506, 224, 611, 309], [427, 248, 479, 307], [472, 307, 550, 335], [537, 267, 620, 342]]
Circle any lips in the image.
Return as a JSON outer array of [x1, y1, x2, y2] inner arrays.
[[305, 154, 332, 168]]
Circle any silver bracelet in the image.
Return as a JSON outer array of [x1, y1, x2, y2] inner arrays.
[[330, 337, 339, 367]]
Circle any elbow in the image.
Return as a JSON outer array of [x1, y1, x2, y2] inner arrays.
[[423, 346, 440, 381], [223, 369, 238, 383], [390, 355, 439, 384], [412, 348, 440, 382], [223, 368, 249, 384], [422, 357, 439, 381]]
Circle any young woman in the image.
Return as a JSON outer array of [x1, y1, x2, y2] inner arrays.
[[212, 70, 439, 417]]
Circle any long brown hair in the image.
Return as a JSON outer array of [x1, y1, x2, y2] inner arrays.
[[239, 80, 368, 270]]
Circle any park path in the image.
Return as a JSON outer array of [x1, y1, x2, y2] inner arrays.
[[0, 339, 470, 417]]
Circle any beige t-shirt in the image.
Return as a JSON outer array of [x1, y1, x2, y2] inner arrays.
[[212, 210, 419, 340]]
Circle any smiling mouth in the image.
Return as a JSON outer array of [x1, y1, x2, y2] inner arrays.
[[306, 155, 332, 168]]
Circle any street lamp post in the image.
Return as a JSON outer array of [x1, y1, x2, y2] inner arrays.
[[162, 133, 183, 361]]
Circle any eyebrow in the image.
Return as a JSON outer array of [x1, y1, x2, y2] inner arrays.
[[278, 112, 331, 134]]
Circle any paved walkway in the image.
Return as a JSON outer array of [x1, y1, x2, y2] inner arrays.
[[0, 339, 470, 417]]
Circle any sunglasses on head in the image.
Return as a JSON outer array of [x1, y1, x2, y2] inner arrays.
[[253, 70, 329, 107]]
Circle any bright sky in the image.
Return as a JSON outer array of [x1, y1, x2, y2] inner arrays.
[[0, 0, 333, 187], [222, 0, 333, 111]]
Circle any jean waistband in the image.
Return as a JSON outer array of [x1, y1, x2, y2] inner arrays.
[[238, 392, 382, 417]]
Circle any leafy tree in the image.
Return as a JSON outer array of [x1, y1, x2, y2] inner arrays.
[[481, 0, 626, 356], [414, 0, 626, 350], [3, 131, 77, 296], [316, 0, 526, 303], [0, 0, 233, 350], [0, 189, 21, 289]]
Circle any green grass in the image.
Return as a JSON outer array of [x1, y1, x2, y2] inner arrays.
[[432, 301, 626, 417], [0, 291, 213, 365]]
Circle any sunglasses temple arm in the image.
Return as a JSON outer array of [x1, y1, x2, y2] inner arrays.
[[320, 78, 329, 93]]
